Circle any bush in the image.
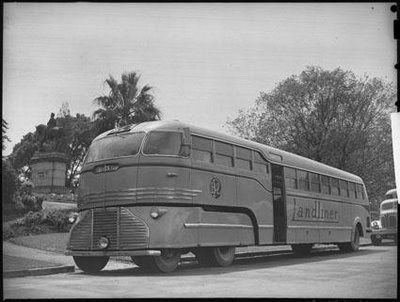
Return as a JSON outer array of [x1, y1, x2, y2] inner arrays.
[[2, 159, 19, 206], [42, 209, 72, 232], [3, 208, 74, 239]]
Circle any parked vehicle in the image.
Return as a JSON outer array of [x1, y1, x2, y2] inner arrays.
[[66, 120, 371, 273], [371, 189, 398, 245]]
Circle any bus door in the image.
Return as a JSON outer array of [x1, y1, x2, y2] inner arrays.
[[271, 164, 287, 243]]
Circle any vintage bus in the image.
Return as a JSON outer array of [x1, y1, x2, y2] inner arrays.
[[66, 120, 371, 273], [371, 189, 397, 245]]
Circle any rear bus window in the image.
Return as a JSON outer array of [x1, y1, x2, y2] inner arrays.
[[356, 184, 365, 199], [348, 182, 356, 199], [340, 180, 349, 197], [143, 132, 182, 156], [85, 132, 145, 163]]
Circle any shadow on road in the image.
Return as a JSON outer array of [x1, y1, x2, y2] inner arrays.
[[75, 245, 393, 278]]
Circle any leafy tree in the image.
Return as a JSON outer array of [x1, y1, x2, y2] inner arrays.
[[2, 119, 10, 151], [227, 66, 396, 203], [10, 103, 96, 189], [2, 120, 19, 209], [93, 71, 161, 134]]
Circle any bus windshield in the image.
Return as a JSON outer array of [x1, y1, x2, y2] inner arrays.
[[143, 131, 182, 156], [85, 132, 145, 163], [381, 202, 395, 210]]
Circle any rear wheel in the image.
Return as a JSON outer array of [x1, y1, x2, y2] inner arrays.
[[291, 244, 313, 256], [371, 235, 382, 246], [132, 250, 181, 273], [195, 247, 235, 267], [338, 226, 360, 252], [73, 256, 109, 273]]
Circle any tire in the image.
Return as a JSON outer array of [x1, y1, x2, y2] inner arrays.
[[73, 256, 109, 273], [371, 235, 382, 246], [133, 250, 181, 273], [338, 226, 360, 252], [291, 244, 313, 256], [195, 247, 235, 267]]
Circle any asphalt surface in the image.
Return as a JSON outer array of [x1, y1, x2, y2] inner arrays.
[[3, 243, 397, 299]]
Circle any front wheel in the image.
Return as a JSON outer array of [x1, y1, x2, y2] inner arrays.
[[338, 226, 360, 252], [73, 256, 109, 273]]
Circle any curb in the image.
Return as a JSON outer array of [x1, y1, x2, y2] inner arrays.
[[4, 265, 75, 278]]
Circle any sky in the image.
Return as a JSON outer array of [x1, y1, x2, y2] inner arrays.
[[3, 3, 397, 155]]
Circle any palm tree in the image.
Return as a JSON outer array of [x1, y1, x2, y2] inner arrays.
[[93, 72, 161, 134]]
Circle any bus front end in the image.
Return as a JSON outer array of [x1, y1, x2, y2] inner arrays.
[[66, 124, 196, 273]]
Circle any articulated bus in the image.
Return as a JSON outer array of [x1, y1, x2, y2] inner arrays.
[[66, 120, 371, 273]]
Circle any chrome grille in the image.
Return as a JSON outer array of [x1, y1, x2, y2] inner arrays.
[[92, 208, 118, 250], [381, 214, 397, 229], [68, 211, 92, 250], [119, 208, 149, 250], [68, 207, 149, 250]]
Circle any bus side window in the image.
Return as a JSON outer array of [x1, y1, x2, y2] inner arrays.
[[309, 172, 321, 193], [284, 167, 297, 189], [297, 170, 309, 191], [348, 182, 356, 199], [356, 184, 364, 199], [253, 151, 269, 173], [236, 146, 252, 170], [321, 175, 330, 195], [215, 141, 234, 167], [330, 178, 339, 196], [340, 180, 349, 197], [192, 135, 213, 163]]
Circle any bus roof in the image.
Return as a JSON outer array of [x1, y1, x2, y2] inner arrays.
[[94, 120, 364, 184]]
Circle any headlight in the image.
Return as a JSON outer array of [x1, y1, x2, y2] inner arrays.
[[98, 236, 110, 249], [68, 212, 79, 224]]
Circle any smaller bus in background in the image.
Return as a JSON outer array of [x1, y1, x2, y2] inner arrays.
[[371, 188, 398, 245]]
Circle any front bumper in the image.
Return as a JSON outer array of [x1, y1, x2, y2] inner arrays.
[[65, 249, 161, 257], [371, 228, 397, 238]]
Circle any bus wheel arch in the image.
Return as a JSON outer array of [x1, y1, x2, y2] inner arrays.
[[338, 222, 361, 252]]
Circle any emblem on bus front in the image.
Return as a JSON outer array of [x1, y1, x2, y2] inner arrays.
[[210, 177, 222, 198]]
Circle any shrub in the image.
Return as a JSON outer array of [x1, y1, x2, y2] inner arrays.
[[3, 208, 74, 239], [2, 159, 19, 206], [42, 209, 72, 232]]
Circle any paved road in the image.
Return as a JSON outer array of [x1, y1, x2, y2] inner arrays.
[[4, 244, 397, 299]]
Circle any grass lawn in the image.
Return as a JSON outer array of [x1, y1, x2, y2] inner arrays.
[[8, 233, 70, 253]]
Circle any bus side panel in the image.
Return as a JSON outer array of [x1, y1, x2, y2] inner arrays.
[[191, 167, 237, 207], [129, 206, 200, 248], [236, 176, 273, 244], [198, 210, 254, 246], [286, 192, 354, 244]]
